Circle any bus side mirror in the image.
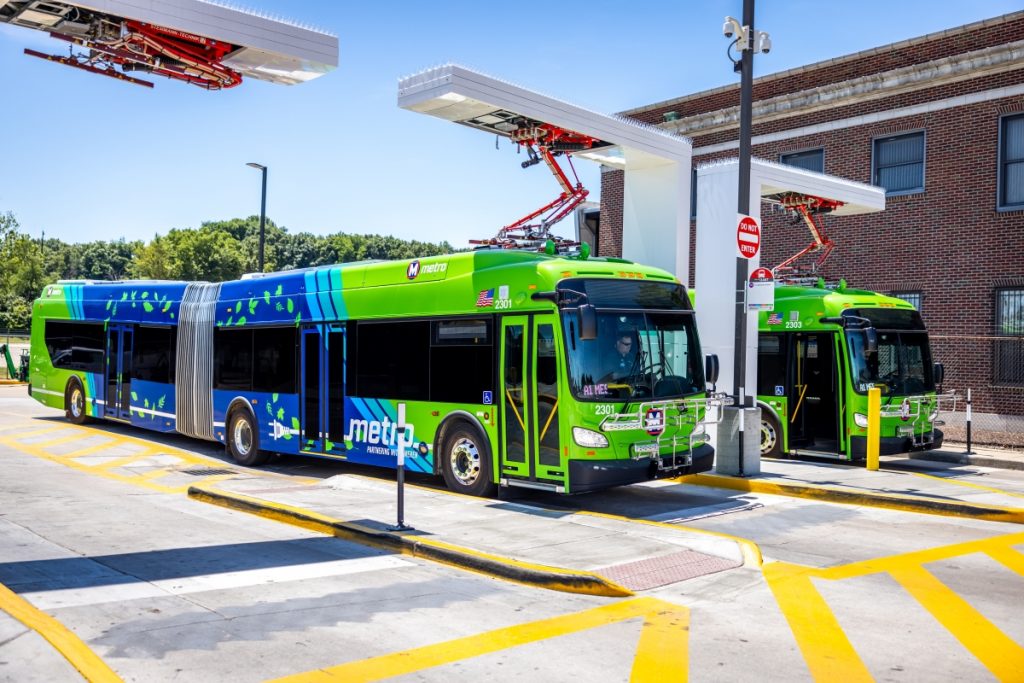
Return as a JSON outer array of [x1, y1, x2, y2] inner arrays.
[[933, 362, 945, 385], [578, 304, 597, 341], [864, 328, 878, 355], [705, 354, 720, 386]]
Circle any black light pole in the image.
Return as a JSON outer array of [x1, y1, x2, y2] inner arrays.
[[246, 162, 267, 272], [726, 0, 765, 476]]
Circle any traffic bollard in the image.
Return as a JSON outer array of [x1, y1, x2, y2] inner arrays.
[[866, 387, 880, 471]]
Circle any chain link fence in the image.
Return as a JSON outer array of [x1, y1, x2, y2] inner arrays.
[[930, 334, 1024, 449]]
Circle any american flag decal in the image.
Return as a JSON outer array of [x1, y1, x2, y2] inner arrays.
[[767, 313, 782, 325], [476, 288, 495, 307]]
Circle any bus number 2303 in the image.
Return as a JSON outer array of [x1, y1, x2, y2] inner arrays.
[[785, 320, 802, 329]]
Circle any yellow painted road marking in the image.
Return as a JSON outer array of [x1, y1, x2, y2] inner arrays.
[[907, 469, 1024, 499], [763, 562, 872, 682], [889, 564, 1024, 681], [0, 420, 318, 492], [60, 439, 124, 458], [0, 581, 122, 682], [271, 597, 688, 683], [765, 533, 1024, 682], [985, 545, 1024, 577], [8, 425, 68, 440], [679, 472, 1024, 524], [28, 432, 97, 449]]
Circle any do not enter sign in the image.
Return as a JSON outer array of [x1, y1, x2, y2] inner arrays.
[[737, 215, 760, 259]]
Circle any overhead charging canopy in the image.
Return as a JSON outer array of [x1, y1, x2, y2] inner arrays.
[[398, 64, 693, 276], [694, 158, 886, 405]]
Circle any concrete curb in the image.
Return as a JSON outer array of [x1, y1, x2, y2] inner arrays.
[[679, 473, 1024, 524], [908, 450, 1024, 471], [188, 485, 634, 598]]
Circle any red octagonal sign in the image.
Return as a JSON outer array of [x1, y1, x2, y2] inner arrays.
[[737, 215, 760, 259]]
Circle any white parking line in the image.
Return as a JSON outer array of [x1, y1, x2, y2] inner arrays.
[[20, 555, 413, 610]]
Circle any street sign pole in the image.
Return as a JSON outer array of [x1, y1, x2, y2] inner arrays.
[[732, 0, 756, 477]]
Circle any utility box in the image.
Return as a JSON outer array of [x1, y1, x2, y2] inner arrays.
[[716, 406, 761, 476]]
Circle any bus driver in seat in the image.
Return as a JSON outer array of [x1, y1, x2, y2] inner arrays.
[[603, 328, 638, 381]]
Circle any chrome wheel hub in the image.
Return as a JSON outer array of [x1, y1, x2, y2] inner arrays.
[[760, 419, 777, 455], [233, 419, 253, 456], [450, 437, 481, 486], [70, 388, 84, 418]]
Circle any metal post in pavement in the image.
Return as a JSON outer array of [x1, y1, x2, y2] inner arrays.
[[965, 388, 974, 455], [389, 403, 414, 532], [866, 387, 881, 471]]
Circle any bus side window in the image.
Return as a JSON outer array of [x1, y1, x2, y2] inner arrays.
[[430, 319, 493, 404], [45, 321, 104, 373], [356, 321, 430, 401], [252, 326, 297, 393], [214, 328, 253, 391], [132, 326, 175, 384], [757, 334, 785, 396]]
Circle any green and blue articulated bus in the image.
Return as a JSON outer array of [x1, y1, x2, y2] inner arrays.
[[29, 250, 722, 495], [755, 280, 951, 461]]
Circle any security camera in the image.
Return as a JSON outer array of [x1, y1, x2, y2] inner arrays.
[[722, 18, 735, 38], [757, 31, 772, 54]]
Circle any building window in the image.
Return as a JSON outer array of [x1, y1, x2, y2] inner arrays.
[[994, 288, 1024, 385], [999, 114, 1024, 210], [891, 291, 922, 310], [780, 148, 824, 173], [873, 132, 925, 195]]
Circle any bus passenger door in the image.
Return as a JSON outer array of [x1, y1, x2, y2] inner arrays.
[[499, 317, 530, 479], [300, 324, 346, 455], [105, 324, 133, 420], [499, 314, 563, 484], [790, 332, 839, 453], [532, 315, 562, 480]]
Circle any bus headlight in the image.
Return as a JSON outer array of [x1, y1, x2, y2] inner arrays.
[[573, 427, 608, 448], [928, 410, 938, 422], [854, 413, 869, 428]]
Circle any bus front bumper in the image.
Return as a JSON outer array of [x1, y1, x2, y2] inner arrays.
[[849, 429, 944, 459], [568, 443, 715, 493]]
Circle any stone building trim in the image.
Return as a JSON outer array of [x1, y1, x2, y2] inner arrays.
[[693, 83, 1024, 155], [660, 41, 1024, 139]]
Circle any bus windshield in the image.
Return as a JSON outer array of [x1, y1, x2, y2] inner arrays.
[[848, 329, 934, 395], [561, 282, 704, 400]]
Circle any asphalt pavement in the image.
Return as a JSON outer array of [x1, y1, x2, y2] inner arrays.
[[187, 444, 1024, 598]]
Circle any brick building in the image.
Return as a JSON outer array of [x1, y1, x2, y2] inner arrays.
[[598, 11, 1024, 417]]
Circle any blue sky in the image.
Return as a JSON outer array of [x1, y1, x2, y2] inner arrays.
[[0, 1, 1019, 248]]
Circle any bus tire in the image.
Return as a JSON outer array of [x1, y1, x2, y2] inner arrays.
[[65, 378, 89, 425], [227, 408, 269, 466], [761, 411, 783, 457], [441, 423, 497, 497]]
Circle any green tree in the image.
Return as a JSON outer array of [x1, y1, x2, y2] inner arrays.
[[164, 227, 245, 281], [131, 234, 173, 279]]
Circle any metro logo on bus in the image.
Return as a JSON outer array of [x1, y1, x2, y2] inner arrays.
[[644, 408, 665, 436], [407, 260, 420, 280], [737, 215, 761, 259]]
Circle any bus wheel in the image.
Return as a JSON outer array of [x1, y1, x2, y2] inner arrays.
[[227, 409, 269, 466], [441, 424, 497, 497], [761, 412, 782, 457], [65, 378, 89, 425]]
